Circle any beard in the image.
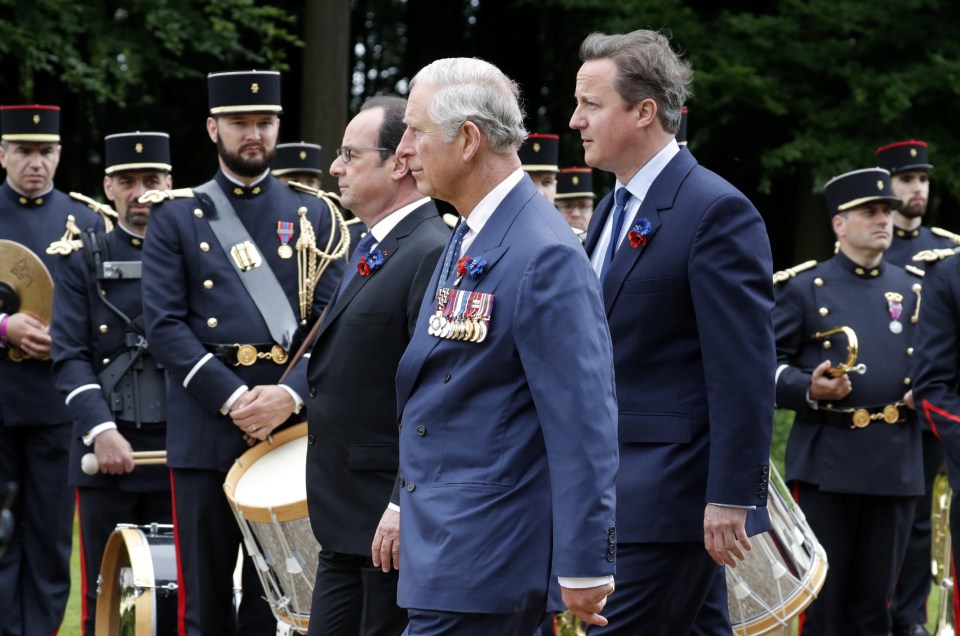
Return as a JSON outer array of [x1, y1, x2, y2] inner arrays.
[[124, 208, 150, 230], [217, 136, 276, 178], [899, 199, 927, 219]]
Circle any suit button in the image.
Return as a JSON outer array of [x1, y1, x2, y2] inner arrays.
[[309, 387, 317, 398], [761, 466, 769, 475], [606, 554, 615, 562], [406, 482, 416, 492], [443, 374, 451, 383], [398, 476, 405, 487], [761, 475, 768, 483], [607, 545, 616, 555], [608, 535, 616, 545], [308, 435, 316, 445], [416, 425, 426, 436]]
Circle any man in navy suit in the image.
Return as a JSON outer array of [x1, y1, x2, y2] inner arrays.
[[305, 95, 449, 636], [573, 30, 776, 635], [393, 57, 619, 636]]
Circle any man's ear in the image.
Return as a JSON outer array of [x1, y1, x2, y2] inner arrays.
[[391, 154, 410, 181], [206, 117, 219, 144], [635, 98, 658, 130], [102, 175, 115, 202], [460, 121, 482, 163]]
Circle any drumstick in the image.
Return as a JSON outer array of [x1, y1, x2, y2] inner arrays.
[[80, 451, 167, 475]]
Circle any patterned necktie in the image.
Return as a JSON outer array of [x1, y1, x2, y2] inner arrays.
[[337, 231, 377, 297], [440, 221, 470, 284], [600, 187, 632, 281]]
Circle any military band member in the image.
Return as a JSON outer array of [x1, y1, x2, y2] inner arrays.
[[910, 250, 960, 635], [555, 167, 595, 232], [50, 131, 174, 636], [876, 140, 956, 270], [0, 104, 104, 635], [519, 132, 560, 203], [141, 70, 345, 635], [774, 168, 924, 635]]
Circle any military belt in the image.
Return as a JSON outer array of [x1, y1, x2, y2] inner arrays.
[[205, 342, 288, 367], [814, 402, 912, 429]]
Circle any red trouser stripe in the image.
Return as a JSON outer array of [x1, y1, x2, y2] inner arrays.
[[170, 470, 187, 636]]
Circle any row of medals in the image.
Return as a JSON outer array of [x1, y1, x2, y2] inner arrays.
[[427, 312, 489, 343]]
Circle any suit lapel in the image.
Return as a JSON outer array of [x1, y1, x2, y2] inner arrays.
[[319, 202, 436, 338], [396, 177, 535, 409], [601, 148, 698, 314], [585, 191, 613, 256]]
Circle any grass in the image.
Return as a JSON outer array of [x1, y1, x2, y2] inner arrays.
[[58, 410, 942, 634]]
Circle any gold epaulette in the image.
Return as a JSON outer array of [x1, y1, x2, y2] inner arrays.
[[931, 226, 960, 246], [912, 248, 959, 263], [773, 260, 817, 284], [905, 265, 925, 278], [45, 214, 84, 255], [69, 191, 117, 232], [442, 212, 458, 229], [138, 188, 195, 204]]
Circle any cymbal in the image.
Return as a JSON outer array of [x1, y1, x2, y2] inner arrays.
[[0, 240, 54, 324]]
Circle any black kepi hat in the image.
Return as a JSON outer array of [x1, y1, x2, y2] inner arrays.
[[824, 167, 902, 217], [519, 133, 559, 172], [556, 167, 595, 200], [104, 132, 172, 175], [875, 140, 932, 174], [272, 142, 323, 176], [208, 70, 282, 115], [0, 105, 60, 143]]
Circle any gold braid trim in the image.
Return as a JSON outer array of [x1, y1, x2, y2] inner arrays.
[[69, 191, 117, 232], [45, 214, 84, 255], [138, 188, 196, 204], [295, 192, 350, 323], [773, 260, 817, 284], [931, 226, 960, 246], [912, 248, 959, 263]]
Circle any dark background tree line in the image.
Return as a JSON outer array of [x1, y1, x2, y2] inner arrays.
[[1, 0, 957, 268]]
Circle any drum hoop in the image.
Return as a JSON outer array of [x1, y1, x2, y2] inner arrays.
[[731, 553, 828, 634], [223, 422, 308, 522], [96, 527, 158, 635]]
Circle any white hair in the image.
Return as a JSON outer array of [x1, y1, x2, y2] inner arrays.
[[409, 57, 527, 154]]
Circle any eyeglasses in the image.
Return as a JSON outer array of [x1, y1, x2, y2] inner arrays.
[[335, 146, 389, 163]]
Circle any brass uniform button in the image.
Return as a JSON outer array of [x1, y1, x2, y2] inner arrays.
[[207, 317, 218, 328], [822, 341, 832, 349], [904, 377, 911, 386], [200, 242, 210, 252], [203, 280, 214, 289], [819, 307, 829, 317], [194, 208, 204, 218], [102, 358, 110, 366], [907, 347, 914, 356], [99, 324, 109, 334], [814, 277, 824, 287]]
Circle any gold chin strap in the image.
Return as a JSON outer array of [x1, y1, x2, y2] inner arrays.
[[812, 325, 866, 377]]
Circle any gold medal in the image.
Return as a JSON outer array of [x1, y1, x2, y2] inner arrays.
[[278, 243, 293, 259], [475, 320, 488, 343]]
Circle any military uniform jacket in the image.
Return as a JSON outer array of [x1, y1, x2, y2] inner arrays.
[[394, 176, 618, 613], [884, 224, 955, 269], [51, 227, 168, 490], [305, 201, 449, 556], [142, 171, 344, 472], [775, 252, 923, 496], [911, 255, 960, 487], [0, 181, 103, 426]]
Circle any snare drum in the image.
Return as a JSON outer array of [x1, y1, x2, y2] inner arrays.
[[96, 523, 178, 636], [223, 423, 318, 633], [726, 464, 829, 635]]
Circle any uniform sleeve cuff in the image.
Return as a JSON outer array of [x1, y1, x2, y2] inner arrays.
[[82, 422, 118, 446], [708, 502, 757, 510], [559, 575, 614, 589], [387, 502, 400, 512], [220, 385, 249, 415]]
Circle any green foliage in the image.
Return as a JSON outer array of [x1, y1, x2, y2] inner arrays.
[[0, 0, 301, 109]]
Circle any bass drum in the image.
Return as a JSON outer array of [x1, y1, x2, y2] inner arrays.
[[96, 524, 177, 636], [726, 463, 829, 635]]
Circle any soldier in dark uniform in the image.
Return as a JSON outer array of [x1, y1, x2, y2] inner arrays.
[[0, 104, 103, 635], [519, 132, 560, 203], [774, 167, 924, 635], [50, 131, 175, 636], [878, 140, 956, 636], [141, 70, 345, 635], [555, 167, 595, 232], [910, 250, 960, 634]]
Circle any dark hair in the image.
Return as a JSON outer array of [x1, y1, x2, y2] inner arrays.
[[360, 95, 408, 165], [579, 30, 693, 134]]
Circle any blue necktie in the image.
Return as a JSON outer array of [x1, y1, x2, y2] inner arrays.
[[337, 232, 377, 297], [600, 187, 631, 281], [440, 221, 470, 284]]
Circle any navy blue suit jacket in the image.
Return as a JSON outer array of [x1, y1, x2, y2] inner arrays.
[[585, 147, 775, 543], [395, 176, 619, 613]]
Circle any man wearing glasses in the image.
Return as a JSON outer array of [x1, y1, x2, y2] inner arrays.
[[305, 95, 449, 636]]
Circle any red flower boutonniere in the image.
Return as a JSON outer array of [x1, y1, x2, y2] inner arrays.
[[454, 255, 488, 286], [357, 249, 387, 277], [628, 218, 652, 248]]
